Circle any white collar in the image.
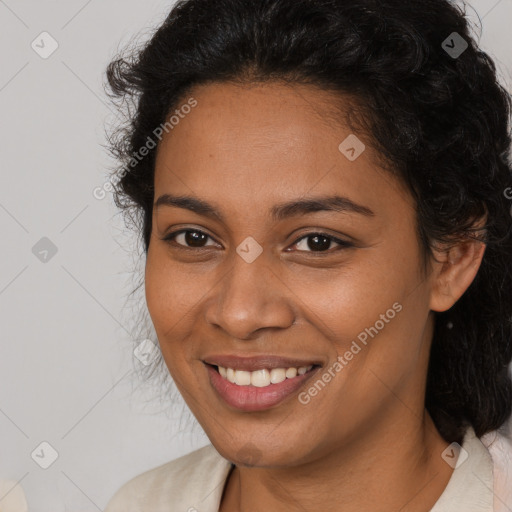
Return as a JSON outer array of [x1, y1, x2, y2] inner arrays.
[[141, 426, 495, 511], [430, 426, 494, 512]]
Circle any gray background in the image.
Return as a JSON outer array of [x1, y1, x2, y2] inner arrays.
[[1, 1, 511, 510]]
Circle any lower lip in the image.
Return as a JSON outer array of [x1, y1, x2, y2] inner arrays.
[[205, 363, 320, 412]]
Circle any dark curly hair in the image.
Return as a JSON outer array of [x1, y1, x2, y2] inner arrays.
[[103, 0, 512, 444]]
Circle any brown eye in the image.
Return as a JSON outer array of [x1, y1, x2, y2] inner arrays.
[[162, 229, 353, 254], [162, 229, 217, 249], [291, 233, 353, 253]]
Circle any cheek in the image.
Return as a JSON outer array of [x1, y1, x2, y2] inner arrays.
[[298, 249, 412, 337], [144, 247, 204, 351], [301, 243, 426, 379]]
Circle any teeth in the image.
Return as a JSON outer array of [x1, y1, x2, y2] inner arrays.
[[285, 367, 297, 378], [235, 370, 251, 386], [218, 365, 314, 387], [270, 368, 286, 384]]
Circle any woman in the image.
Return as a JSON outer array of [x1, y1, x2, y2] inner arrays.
[[103, 0, 512, 510]]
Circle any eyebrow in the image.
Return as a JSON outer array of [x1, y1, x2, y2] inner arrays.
[[154, 193, 375, 222]]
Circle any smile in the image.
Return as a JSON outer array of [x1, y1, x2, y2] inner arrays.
[[217, 365, 314, 387], [205, 362, 321, 411]]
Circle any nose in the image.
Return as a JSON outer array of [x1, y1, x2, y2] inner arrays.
[[204, 253, 296, 340]]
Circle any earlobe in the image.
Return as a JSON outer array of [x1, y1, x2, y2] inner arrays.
[[428, 238, 486, 313]]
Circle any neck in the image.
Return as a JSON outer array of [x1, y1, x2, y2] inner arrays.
[[220, 410, 454, 512]]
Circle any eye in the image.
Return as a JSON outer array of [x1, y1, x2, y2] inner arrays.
[[162, 229, 218, 249], [162, 229, 353, 254], [289, 232, 353, 254]]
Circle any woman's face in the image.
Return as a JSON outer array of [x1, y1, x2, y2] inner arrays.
[[146, 81, 439, 466]]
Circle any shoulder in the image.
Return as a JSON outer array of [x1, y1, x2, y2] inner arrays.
[[481, 427, 512, 512], [431, 425, 512, 512], [431, 426, 495, 511], [104, 443, 233, 512], [0, 479, 28, 512]]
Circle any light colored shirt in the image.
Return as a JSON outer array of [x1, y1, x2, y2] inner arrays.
[[0, 480, 28, 512], [104, 426, 512, 512]]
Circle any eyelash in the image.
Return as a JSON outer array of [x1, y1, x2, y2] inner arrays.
[[161, 229, 353, 255]]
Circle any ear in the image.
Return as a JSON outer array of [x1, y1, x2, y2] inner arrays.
[[428, 222, 487, 313]]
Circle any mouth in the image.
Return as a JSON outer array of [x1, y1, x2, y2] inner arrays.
[[207, 362, 321, 385], [204, 362, 322, 412]]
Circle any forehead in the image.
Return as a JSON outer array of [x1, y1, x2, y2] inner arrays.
[[157, 81, 349, 162], [153, 81, 412, 220]]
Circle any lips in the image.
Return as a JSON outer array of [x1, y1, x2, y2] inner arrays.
[[205, 362, 321, 411], [202, 354, 324, 372]]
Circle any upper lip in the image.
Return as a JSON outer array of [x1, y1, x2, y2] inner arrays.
[[203, 354, 324, 372]]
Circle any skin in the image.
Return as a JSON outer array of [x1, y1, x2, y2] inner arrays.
[[145, 81, 486, 512]]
